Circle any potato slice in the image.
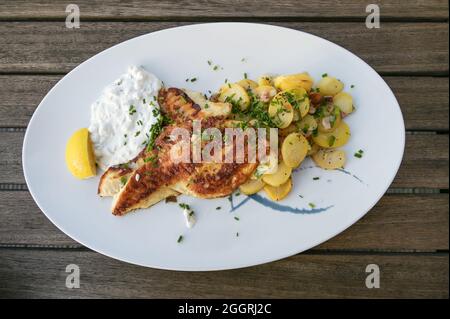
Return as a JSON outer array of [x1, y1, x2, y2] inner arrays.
[[258, 75, 273, 86], [237, 79, 258, 91], [317, 76, 344, 96], [312, 149, 346, 170], [298, 114, 318, 134], [264, 178, 292, 201], [317, 107, 341, 133], [333, 92, 354, 114], [239, 178, 265, 195], [254, 85, 277, 103], [262, 160, 292, 187], [286, 88, 310, 118], [313, 121, 351, 148], [281, 133, 310, 168], [307, 142, 320, 156], [273, 73, 314, 92], [218, 83, 250, 111], [268, 92, 294, 129]]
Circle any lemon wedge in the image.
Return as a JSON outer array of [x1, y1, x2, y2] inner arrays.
[[65, 128, 96, 179]]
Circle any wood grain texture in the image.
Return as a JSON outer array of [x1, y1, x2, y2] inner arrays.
[[0, 249, 447, 298], [0, 0, 448, 20], [1, 75, 448, 130], [1, 131, 448, 188], [0, 191, 447, 251], [0, 22, 448, 73]]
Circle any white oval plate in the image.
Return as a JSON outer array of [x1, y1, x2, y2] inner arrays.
[[23, 23, 405, 271]]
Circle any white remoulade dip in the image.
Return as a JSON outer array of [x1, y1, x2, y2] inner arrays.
[[88, 66, 162, 170]]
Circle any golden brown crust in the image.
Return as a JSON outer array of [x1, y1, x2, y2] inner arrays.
[[101, 88, 261, 216]]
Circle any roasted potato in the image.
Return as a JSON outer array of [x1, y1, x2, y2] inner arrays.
[[333, 92, 354, 114], [312, 149, 346, 169], [218, 83, 251, 111], [287, 88, 310, 118], [281, 133, 310, 168], [262, 160, 292, 187], [254, 85, 277, 103], [264, 178, 292, 201], [298, 114, 318, 134], [237, 79, 258, 91], [258, 75, 273, 86], [317, 106, 341, 133], [317, 76, 344, 96], [268, 92, 294, 129], [273, 73, 314, 92], [239, 177, 266, 195], [313, 121, 351, 148]]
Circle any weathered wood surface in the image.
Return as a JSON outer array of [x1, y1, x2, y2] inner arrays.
[[0, 0, 448, 20], [1, 75, 448, 131], [0, 22, 448, 73], [0, 0, 448, 299], [0, 249, 447, 298], [1, 131, 448, 188], [0, 191, 447, 251]]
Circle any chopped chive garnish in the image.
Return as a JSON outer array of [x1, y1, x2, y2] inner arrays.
[[236, 232, 239, 237], [234, 216, 240, 221], [351, 84, 355, 88], [328, 135, 336, 147], [190, 77, 197, 82], [244, 73, 248, 79], [322, 73, 328, 78], [308, 203, 316, 208], [177, 235, 183, 243], [313, 177, 320, 180]]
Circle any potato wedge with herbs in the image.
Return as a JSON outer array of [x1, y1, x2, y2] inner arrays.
[[268, 92, 294, 129], [333, 92, 354, 114], [264, 178, 292, 201], [239, 178, 266, 195], [273, 73, 314, 92], [218, 83, 250, 111], [312, 149, 346, 170], [298, 114, 318, 134], [262, 160, 292, 187], [281, 133, 310, 168], [317, 76, 344, 96], [254, 85, 277, 103], [313, 121, 351, 148], [237, 79, 258, 91]]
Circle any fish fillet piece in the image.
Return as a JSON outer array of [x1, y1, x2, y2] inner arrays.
[[111, 118, 259, 216], [98, 88, 231, 197]]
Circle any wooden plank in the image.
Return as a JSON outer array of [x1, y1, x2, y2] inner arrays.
[[0, 191, 447, 251], [1, 75, 448, 131], [0, 0, 447, 20], [0, 22, 448, 73], [1, 131, 448, 188], [0, 249, 447, 298]]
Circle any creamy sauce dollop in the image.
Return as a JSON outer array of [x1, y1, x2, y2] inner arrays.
[[88, 66, 162, 170]]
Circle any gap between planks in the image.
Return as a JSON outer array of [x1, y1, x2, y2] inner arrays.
[[0, 244, 447, 255]]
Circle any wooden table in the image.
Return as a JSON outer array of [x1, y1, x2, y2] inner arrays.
[[0, 0, 448, 299]]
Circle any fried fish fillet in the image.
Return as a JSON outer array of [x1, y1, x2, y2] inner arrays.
[[98, 88, 230, 197], [111, 117, 259, 216]]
